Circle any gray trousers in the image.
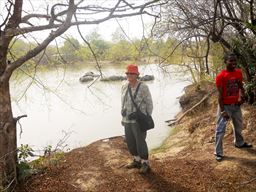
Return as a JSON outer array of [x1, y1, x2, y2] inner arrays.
[[124, 122, 148, 160], [215, 105, 244, 156]]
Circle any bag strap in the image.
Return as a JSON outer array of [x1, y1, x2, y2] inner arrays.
[[121, 87, 129, 110], [128, 82, 141, 111]]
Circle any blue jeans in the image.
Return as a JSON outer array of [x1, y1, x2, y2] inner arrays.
[[215, 105, 244, 156]]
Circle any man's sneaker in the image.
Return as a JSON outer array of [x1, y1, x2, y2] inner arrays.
[[125, 160, 141, 169], [235, 142, 253, 148], [139, 163, 150, 174], [216, 155, 223, 162]]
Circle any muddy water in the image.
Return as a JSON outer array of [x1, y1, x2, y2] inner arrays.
[[11, 64, 190, 152]]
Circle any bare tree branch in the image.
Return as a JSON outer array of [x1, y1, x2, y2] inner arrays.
[[74, 13, 103, 78], [4, 0, 76, 79], [1, 0, 162, 81]]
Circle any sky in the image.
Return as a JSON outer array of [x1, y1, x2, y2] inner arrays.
[[1, 0, 156, 43], [65, 14, 154, 42]]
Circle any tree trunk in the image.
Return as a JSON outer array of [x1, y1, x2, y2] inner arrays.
[[0, 80, 17, 192]]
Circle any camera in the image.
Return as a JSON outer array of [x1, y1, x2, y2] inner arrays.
[[121, 109, 127, 117], [128, 112, 137, 120]]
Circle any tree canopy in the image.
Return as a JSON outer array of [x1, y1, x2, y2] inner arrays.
[[153, 0, 256, 102]]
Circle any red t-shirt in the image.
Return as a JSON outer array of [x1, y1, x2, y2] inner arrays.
[[215, 69, 243, 104]]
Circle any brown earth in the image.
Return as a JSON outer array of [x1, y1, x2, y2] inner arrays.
[[16, 83, 256, 192]]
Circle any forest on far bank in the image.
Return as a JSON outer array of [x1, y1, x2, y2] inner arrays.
[[9, 29, 224, 79]]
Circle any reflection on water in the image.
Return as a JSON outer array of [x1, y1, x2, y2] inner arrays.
[[11, 64, 190, 151]]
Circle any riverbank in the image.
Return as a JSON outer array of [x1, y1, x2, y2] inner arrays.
[[17, 82, 256, 192]]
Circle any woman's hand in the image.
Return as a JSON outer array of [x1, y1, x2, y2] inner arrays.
[[221, 111, 229, 120]]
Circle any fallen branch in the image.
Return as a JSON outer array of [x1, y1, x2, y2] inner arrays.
[[234, 177, 256, 191], [165, 93, 211, 126], [165, 118, 176, 123], [239, 177, 256, 185]]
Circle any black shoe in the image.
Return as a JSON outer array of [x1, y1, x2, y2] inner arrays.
[[235, 142, 253, 148], [139, 163, 150, 174], [125, 160, 141, 169], [215, 155, 223, 162]]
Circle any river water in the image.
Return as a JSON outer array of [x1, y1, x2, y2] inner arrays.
[[11, 64, 190, 152]]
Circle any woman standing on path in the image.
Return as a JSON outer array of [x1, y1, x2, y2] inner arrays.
[[121, 64, 153, 174]]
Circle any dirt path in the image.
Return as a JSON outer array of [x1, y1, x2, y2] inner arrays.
[[17, 133, 256, 192]]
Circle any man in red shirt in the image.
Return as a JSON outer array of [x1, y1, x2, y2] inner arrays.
[[215, 53, 252, 161]]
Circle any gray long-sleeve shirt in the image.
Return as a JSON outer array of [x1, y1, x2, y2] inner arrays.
[[121, 81, 153, 124]]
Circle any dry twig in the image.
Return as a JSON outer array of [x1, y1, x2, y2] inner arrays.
[[166, 93, 211, 126]]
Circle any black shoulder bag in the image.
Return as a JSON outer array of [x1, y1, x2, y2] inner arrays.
[[128, 83, 154, 132]]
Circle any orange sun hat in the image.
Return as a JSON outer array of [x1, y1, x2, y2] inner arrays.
[[125, 64, 139, 75]]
